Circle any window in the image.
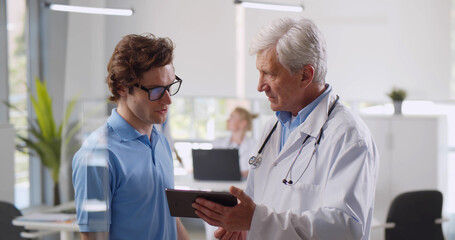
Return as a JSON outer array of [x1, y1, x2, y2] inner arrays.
[[7, 0, 29, 209]]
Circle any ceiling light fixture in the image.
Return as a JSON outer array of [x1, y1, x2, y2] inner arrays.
[[234, 0, 303, 13], [45, 3, 134, 16]]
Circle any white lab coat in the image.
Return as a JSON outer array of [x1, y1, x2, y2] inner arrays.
[[245, 92, 379, 240]]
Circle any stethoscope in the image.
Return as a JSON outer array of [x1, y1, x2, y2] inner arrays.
[[249, 95, 340, 185]]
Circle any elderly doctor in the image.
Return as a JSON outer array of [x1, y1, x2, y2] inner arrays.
[[192, 17, 379, 240]]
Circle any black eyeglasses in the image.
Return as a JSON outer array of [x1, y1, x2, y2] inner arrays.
[[134, 75, 182, 101]]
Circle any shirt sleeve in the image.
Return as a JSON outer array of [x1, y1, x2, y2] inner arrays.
[[247, 140, 378, 239], [72, 141, 113, 232]]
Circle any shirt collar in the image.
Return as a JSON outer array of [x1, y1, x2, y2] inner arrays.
[[107, 109, 146, 141], [300, 90, 339, 138], [276, 84, 332, 128]]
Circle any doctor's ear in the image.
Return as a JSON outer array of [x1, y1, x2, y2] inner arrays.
[[301, 65, 314, 82]]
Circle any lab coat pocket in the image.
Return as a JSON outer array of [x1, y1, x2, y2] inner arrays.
[[289, 183, 323, 210]]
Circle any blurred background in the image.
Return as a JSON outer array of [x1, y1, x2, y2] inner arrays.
[[1, 0, 454, 239]]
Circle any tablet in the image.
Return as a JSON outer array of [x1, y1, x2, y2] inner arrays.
[[165, 188, 238, 218]]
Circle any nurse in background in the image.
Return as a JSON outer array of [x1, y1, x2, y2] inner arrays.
[[212, 107, 258, 178]]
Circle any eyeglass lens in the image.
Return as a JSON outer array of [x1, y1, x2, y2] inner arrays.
[[148, 80, 181, 101]]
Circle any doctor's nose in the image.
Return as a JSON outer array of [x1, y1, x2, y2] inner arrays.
[[257, 77, 269, 92]]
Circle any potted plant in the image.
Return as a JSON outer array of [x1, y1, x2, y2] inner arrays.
[[387, 87, 407, 115], [5, 78, 81, 205]]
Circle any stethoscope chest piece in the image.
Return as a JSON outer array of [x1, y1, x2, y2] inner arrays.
[[249, 155, 262, 169], [249, 121, 279, 169]]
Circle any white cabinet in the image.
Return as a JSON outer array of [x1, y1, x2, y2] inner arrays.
[[0, 123, 15, 203], [362, 115, 448, 240]]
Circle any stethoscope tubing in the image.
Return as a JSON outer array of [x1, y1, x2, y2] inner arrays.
[[249, 95, 340, 183]]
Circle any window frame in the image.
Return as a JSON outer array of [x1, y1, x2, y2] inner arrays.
[[0, 0, 8, 123]]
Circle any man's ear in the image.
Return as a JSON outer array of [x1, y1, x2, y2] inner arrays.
[[302, 65, 314, 82], [300, 65, 314, 87], [117, 84, 128, 97]]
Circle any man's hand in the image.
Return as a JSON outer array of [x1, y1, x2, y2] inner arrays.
[[214, 227, 247, 240], [192, 186, 255, 232]]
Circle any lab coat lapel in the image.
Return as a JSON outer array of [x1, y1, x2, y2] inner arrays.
[[275, 93, 336, 164], [258, 118, 282, 166], [300, 93, 336, 138]]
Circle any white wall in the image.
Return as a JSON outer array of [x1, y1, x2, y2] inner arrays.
[[62, 0, 452, 103], [244, 0, 451, 101], [0, 123, 15, 203], [63, 0, 237, 100], [64, 0, 107, 103], [104, 0, 238, 98]]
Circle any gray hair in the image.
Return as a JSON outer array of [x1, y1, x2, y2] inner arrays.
[[249, 17, 327, 83]]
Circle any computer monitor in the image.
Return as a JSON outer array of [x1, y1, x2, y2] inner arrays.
[[192, 149, 241, 181]]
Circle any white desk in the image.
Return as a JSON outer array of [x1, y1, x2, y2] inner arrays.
[[174, 174, 247, 192], [13, 217, 78, 240], [13, 201, 79, 240]]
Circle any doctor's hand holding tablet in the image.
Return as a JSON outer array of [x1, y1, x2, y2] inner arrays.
[[192, 17, 379, 240], [192, 186, 253, 239]]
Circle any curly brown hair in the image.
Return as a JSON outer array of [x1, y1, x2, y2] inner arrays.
[[106, 33, 175, 102]]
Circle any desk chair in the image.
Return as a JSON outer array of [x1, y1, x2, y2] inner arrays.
[[0, 201, 57, 239], [385, 190, 445, 240], [0, 201, 26, 240]]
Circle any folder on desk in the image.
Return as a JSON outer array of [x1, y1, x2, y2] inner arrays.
[[192, 149, 241, 181]]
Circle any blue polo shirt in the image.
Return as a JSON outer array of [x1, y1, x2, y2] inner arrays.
[[72, 109, 176, 240]]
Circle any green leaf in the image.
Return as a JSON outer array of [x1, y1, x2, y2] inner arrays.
[[17, 136, 46, 164], [64, 121, 82, 150], [2, 101, 23, 113], [33, 78, 57, 139], [6, 77, 80, 185], [62, 93, 80, 131]]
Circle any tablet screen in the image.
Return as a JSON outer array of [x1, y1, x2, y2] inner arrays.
[[165, 188, 238, 218]]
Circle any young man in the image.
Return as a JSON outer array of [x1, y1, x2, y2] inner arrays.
[[72, 34, 189, 240], [193, 17, 379, 240]]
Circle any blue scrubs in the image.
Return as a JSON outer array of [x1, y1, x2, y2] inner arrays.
[[72, 109, 177, 240]]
